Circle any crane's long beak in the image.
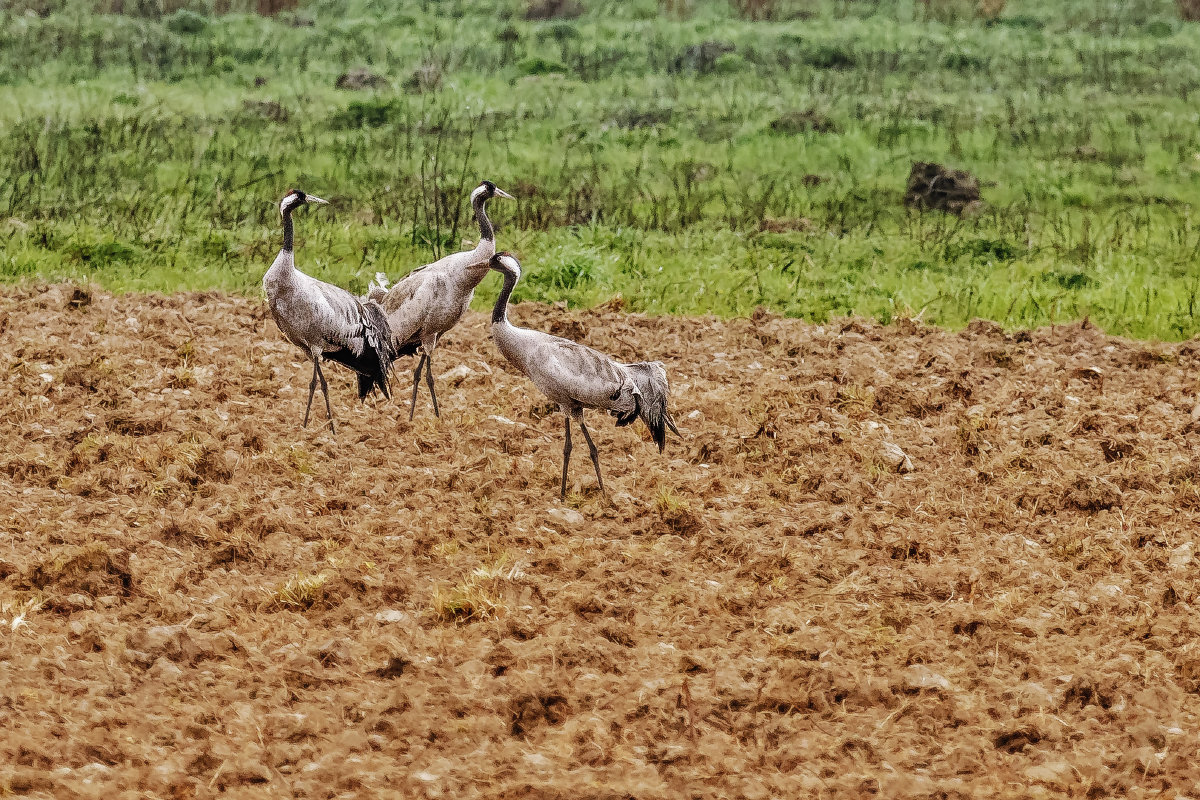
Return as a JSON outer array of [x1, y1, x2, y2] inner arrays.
[[307, 195, 330, 205], [494, 188, 514, 200]]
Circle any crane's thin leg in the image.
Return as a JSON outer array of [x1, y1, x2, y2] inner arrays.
[[303, 359, 319, 428], [408, 354, 427, 421], [424, 353, 440, 418], [560, 415, 573, 500], [315, 359, 336, 434], [577, 416, 608, 501]]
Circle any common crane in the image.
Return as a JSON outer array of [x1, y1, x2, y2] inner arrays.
[[374, 180, 513, 419], [486, 252, 680, 500], [263, 189, 396, 433]]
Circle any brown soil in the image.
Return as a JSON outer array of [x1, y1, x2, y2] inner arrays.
[[2, 285, 1200, 798]]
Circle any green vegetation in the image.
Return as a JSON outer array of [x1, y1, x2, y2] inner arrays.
[[3, 0, 1200, 338]]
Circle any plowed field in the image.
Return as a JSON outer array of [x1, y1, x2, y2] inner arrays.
[[2, 284, 1200, 798]]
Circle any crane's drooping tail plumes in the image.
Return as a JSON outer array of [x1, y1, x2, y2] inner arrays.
[[623, 360, 681, 452], [323, 299, 394, 401]]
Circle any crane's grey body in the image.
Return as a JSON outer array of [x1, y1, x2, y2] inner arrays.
[[265, 251, 378, 357], [493, 324, 641, 419], [263, 190, 394, 432], [380, 256, 491, 354], [487, 253, 680, 500], [373, 180, 513, 419]]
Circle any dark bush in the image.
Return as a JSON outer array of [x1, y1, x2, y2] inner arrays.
[[804, 43, 857, 70], [946, 238, 1023, 262], [768, 109, 839, 135], [1042, 268, 1093, 290], [165, 10, 208, 34], [670, 41, 736, 75], [335, 67, 388, 90], [943, 50, 990, 72], [327, 99, 403, 128], [612, 106, 673, 129], [519, 57, 568, 76]]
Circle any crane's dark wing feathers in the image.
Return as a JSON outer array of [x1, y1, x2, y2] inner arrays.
[[326, 300, 396, 401], [624, 361, 680, 452], [613, 393, 640, 427]]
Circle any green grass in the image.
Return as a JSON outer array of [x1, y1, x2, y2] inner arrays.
[[3, 0, 1200, 338]]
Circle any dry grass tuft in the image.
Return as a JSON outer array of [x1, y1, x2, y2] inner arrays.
[[431, 577, 504, 623], [269, 571, 330, 610], [834, 384, 876, 417], [287, 445, 316, 476], [431, 554, 520, 623]]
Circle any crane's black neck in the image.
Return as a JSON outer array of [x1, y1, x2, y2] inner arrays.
[[492, 268, 517, 325], [282, 207, 295, 252], [473, 192, 494, 243]]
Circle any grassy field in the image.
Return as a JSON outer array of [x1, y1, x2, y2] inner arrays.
[[3, 0, 1200, 338]]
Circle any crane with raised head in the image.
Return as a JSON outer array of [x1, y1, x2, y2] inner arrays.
[[262, 189, 396, 433], [485, 252, 681, 501], [373, 180, 514, 419]]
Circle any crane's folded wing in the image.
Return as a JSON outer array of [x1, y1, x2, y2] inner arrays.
[[524, 338, 640, 414]]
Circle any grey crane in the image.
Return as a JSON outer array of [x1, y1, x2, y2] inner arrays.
[[486, 252, 681, 500], [262, 189, 396, 433], [372, 180, 513, 419]]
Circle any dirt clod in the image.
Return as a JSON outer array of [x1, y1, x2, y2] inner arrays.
[[905, 161, 983, 214], [26, 544, 133, 596], [510, 693, 571, 736]]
